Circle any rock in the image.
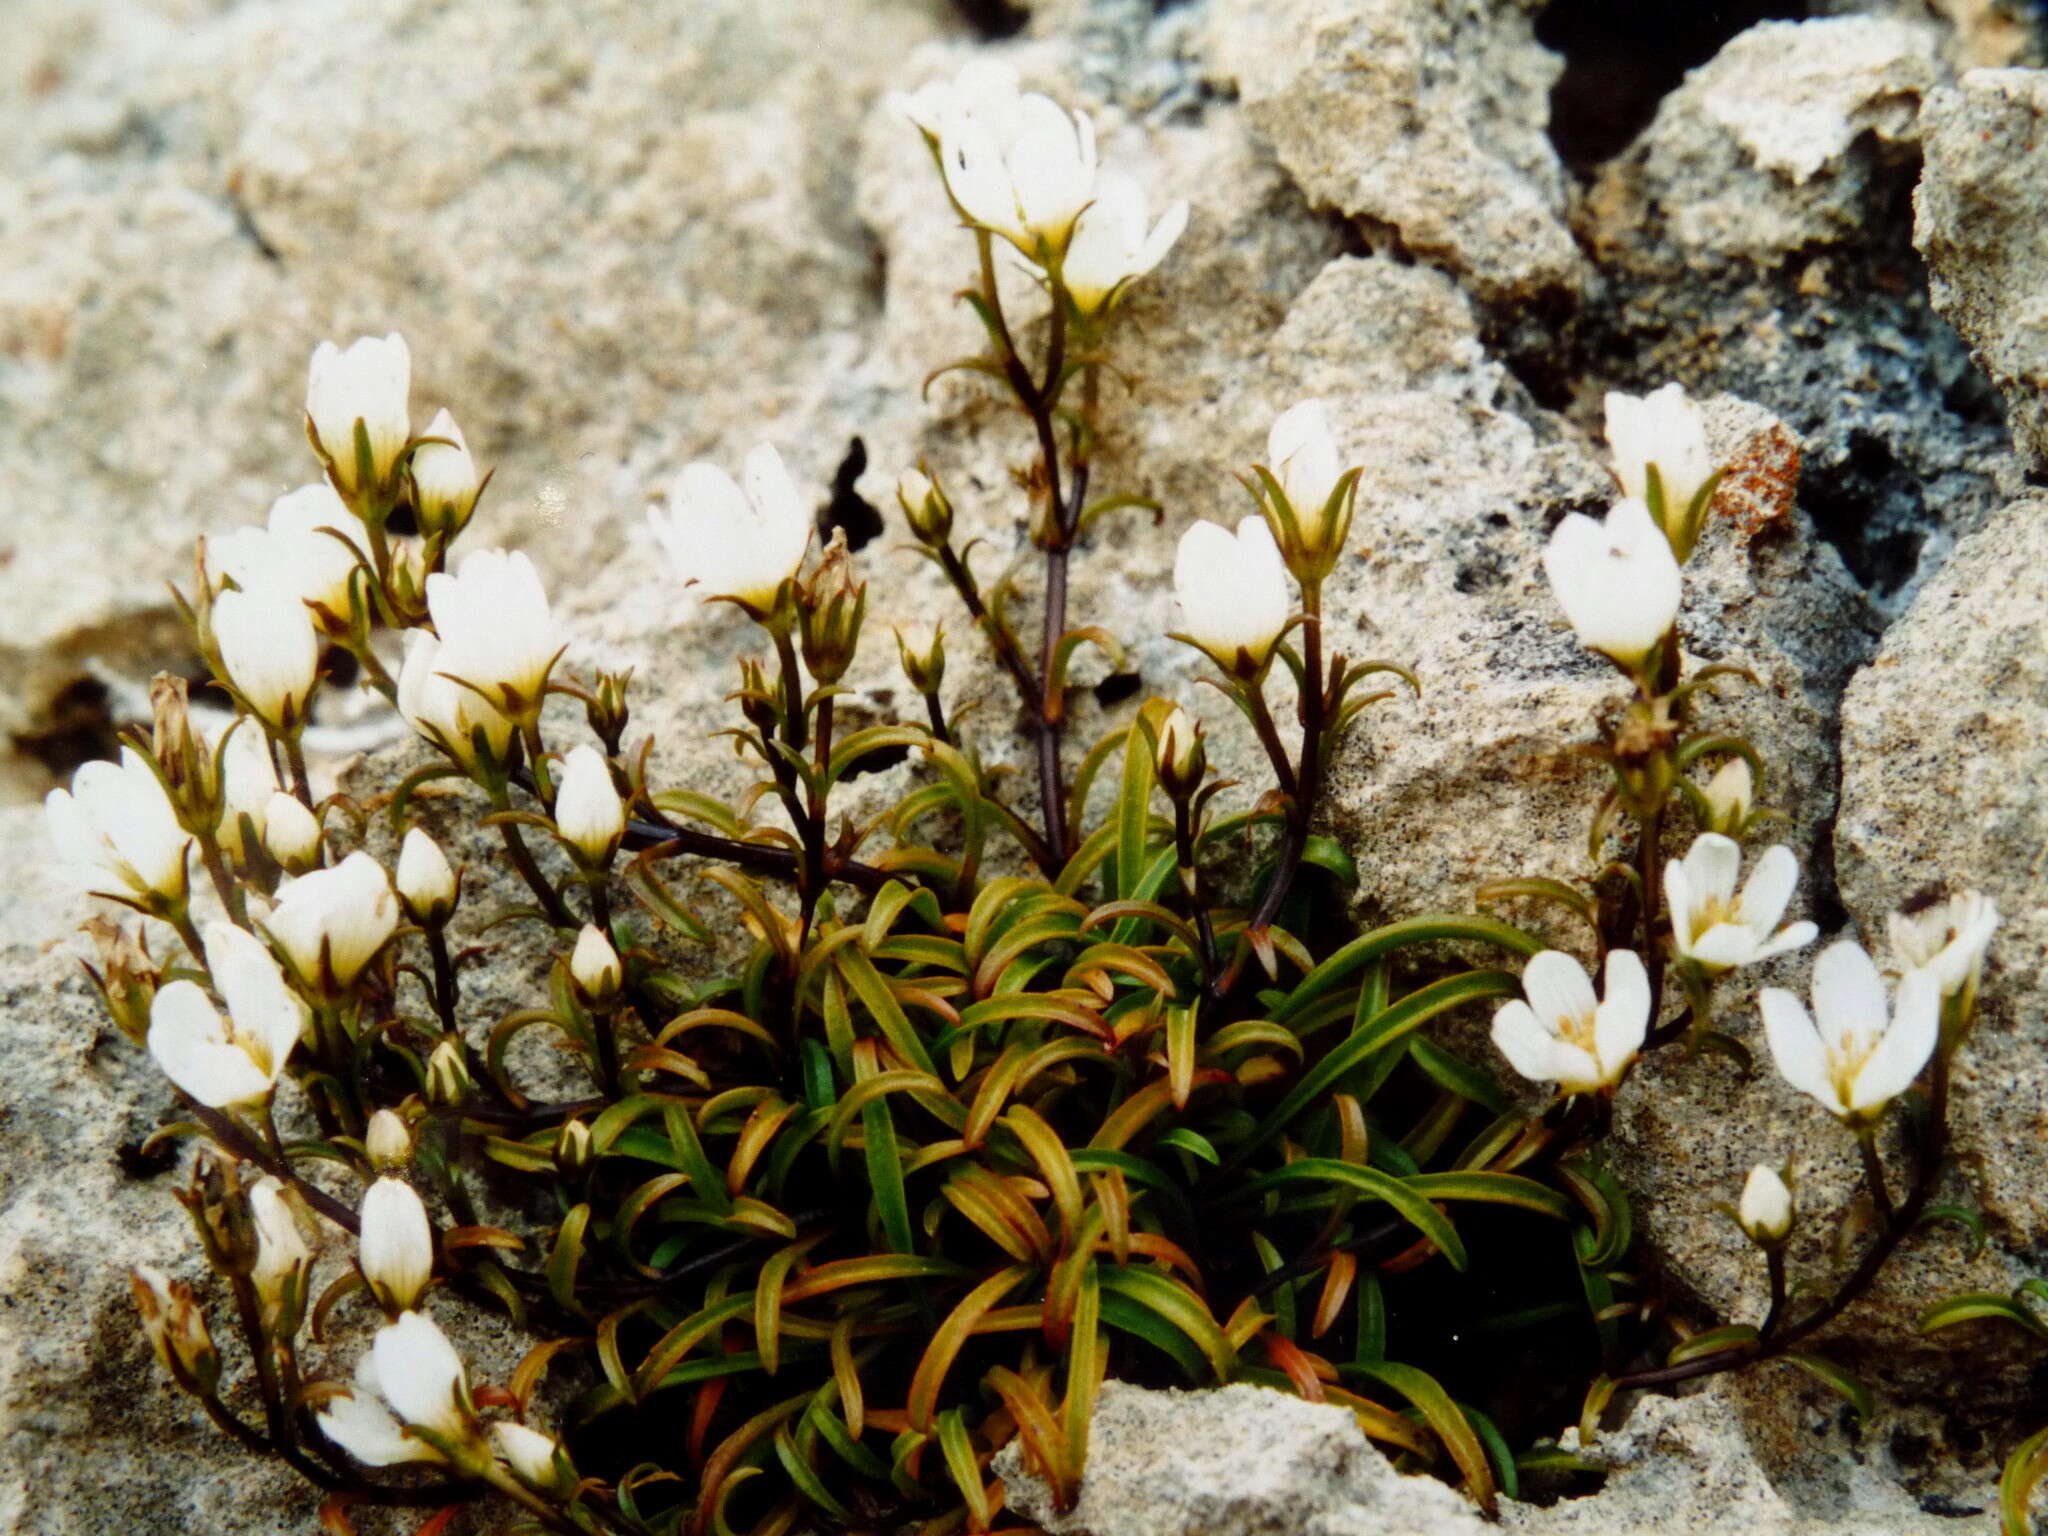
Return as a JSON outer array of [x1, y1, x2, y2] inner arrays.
[[1915, 69, 2048, 471], [1837, 496, 2048, 1252], [1520, 1384, 1988, 1534], [995, 1379, 1490, 1535], [1577, 17, 2018, 607], [1205, 0, 1585, 309]]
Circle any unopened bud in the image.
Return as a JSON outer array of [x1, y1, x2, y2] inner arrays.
[[569, 925, 621, 1006], [395, 828, 458, 927], [1700, 757, 1753, 838], [262, 790, 324, 873], [149, 674, 211, 820], [585, 668, 633, 755], [553, 746, 625, 865], [364, 1108, 414, 1170], [897, 466, 953, 547], [410, 408, 482, 537], [83, 915, 159, 1046], [248, 1176, 313, 1335], [426, 1036, 472, 1108], [894, 623, 946, 696], [360, 1177, 435, 1313], [1152, 705, 1205, 797], [1737, 1164, 1793, 1246], [131, 1265, 221, 1395], [798, 532, 866, 685], [554, 1118, 594, 1182], [492, 1421, 576, 1498]]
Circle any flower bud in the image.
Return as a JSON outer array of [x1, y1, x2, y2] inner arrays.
[[1152, 705, 1205, 798], [359, 1177, 434, 1313], [307, 333, 411, 499], [216, 719, 282, 864], [261, 790, 324, 873], [553, 745, 625, 865], [425, 1036, 472, 1108], [554, 1117, 594, 1182], [1605, 383, 1716, 560], [131, 1265, 220, 1395], [1737, 1164, 1793, 1246], [1261, 400, 1355, 584], [1542, 498, 1683, 672], [395, 828, 458, 927], [409, 408, 482, 537], [493, 1421, 575, 1497], [212, 588, 320, 734], [82, 915, 159, 1046], [248, 1175, 313, 1333], [569, 924, 621, 1006], [264, 851, 400, 996], [897, 466, 953, 547], [1172, 517, 1290, 675], [798, 532, 866, 685], [364, 1108, 414, 1170], [894, 622, 946, 696], [148, 674, 212, 823], [585, 668, 634, 754], [1888, 890, 1999, 1002], [1699, 757, 1753, 838]]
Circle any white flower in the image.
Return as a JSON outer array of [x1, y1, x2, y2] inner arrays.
[[248, 1175, 312, 1323], [364, 1108, 414, 1170], [1541, 498, 1683, 669], [317, 1313, 475, 1467], [425, 549, 561, 716], [409, 408, 481, 535], [1699, 757, 1753, 838], [394, 827, 458, 925], [1666, 834, 1818, 975], [318, 1356, 440, 1467], [915, 62, 1098, 257], [1172, 516, 1290, 671], [492, 1421, 567, 1490], [570, 923, 621, 1003], [397, 629, 514, 769], [45, 746, 192, 903], [1605, 384, 1715, 554], [1268, 400, 1342, 524], [264, 850, 399, 993], [359, 1177, 434, 1312], [213, 484, 370, 621], [1887, 891, 1998, 1000], [554, 745, 625, 863], [1153, 704, 1202, 785], [307, 333, 411, 495], [648, 444, 812, 614], [1063, 173, 1188, 314], [1490, 949, 1650, 1096], [1737, 1164, 1793, 1244], [261, 791, 323, 872], [1761, 939, 1941, 1121], [217, 722, 280, 862], [212, 587, 321, 732], [146, 923, 306, 1106]]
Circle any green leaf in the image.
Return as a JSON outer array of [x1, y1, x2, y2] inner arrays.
[[1780, 1353, 1872, 1420], [1154, 1128, 1220, 1165], [1230, 1159, 1468, 1271], [1348, 1360, 1496, 1515], [836, 946, 938, 1078], [1240, 971, 1523, 1160], [1404, 1170, 1572, 1221], [1272, 916, 1542, 1025], [1115, 703, 1163, 901], [1096, 1266, 1236, 1381], [1918, 1292, 2048, 1342], [1665, 1324, 1759, 1365], [1406, 1037, 1510, 1114], [2001, 1422, 2048, 1536], [1299, 836, 1358, 888], [862, 1091, 915, 1255]]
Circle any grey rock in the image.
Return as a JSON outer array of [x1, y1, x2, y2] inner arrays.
[[1915, 69, 2048, 470], [1837, 496, 2048, 1250], [995, 1379, 1490, 1536], [1205, 0, 1585, 308], [1577, 17, 2018, 608]]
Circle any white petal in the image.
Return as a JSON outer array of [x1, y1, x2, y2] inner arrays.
[[370, 1312, 469, 1438], [1491, 1001, 1563, 1083], [360, 1178, 434, 1311], [148, 980, 272, 1106], [1593, 949, 1651, 1077], [554, 746, 625, 860], [1520, 950, 1596, 1034], [318, 1384, 435, 1467], [1850, 967, 1941, 1113], [1681, 834, 1742, 911], [205, 921, 307, 1078], [1748, 920, 1818, 964], [1759, 987, 1842, 1116], [1811, 939, 1888, 1054], [1687, 924, 1761, 971], [1734, 844, 1800, 937]]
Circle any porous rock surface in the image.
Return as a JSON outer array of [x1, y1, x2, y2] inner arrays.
[[3, 0, 2045, 1532]]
